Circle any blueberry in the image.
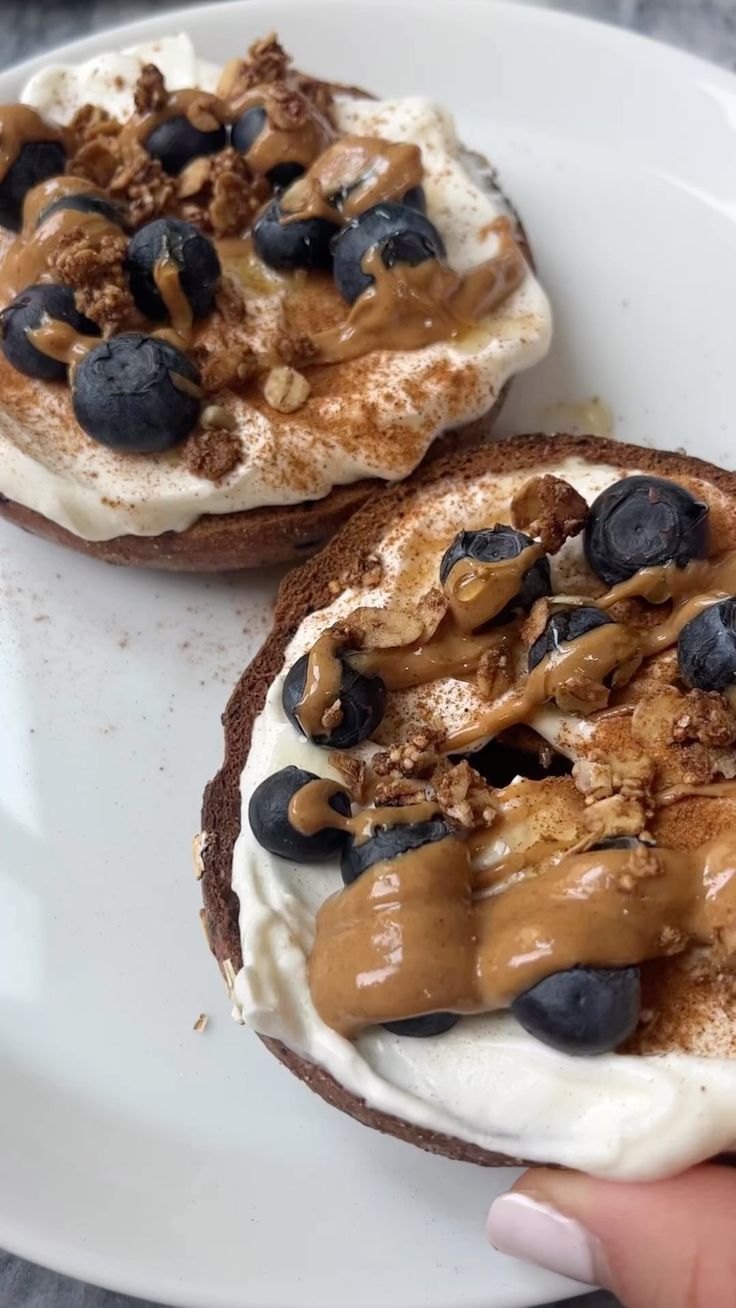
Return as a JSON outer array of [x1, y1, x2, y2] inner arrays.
[[231, 105, 267, 155], [332, 201, 446, 304], [248, 765, 350, 862], [678, 598, 736, 693], [511, 965, 641, 1055], [382, 1012, 459, 1037], [282, 652, 386, 749], [71, 333, 200, 453], [269, 161, 305, 192], [0, 283, 100, 381], [528, 606, 613, 671], [126, 218, 221, 321], [35, 191, 122, 229], [341, 816, 450, 886], [401, 185, 426, 213], [440, 526, 551, 624], [231, 106, 304, 191], [584, 475, 709, 587], [253, 198, 337, 271], [144, 114, 226, 176], [0, 137, 67, 231]]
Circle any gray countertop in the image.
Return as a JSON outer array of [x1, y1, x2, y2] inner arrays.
[[0, 2, 732, 1306]]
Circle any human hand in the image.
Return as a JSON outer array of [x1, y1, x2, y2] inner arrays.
[[487, 1164, 736, 1308]]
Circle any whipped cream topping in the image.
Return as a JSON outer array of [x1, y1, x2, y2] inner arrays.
[[1, 36, 552, 541], [231, 454, 736, 1180]]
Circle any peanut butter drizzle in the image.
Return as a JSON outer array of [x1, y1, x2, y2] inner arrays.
[[309, 836, 736, 1036], [444, 550, 736, 753], [444, 542, 546, 633], [594, 553, 736, 656], [354, 624, 505, 692], [312, 220, 526, 364], [444, 622, 641, 753], [231, 86, 333, 179], [280, 135, 422, 223], [119, 87, 227, 155], [0, 192, 120, 306], [21, 174, 101, 229], [153, 257, 194, 341], [294, 630, 344, 738], [25, 319, 97, 366], [351, 542, 544, 691], [288, 776, 438, 844], [656, 779, 736, 806], [0, 104, 65, 184], [309, 835, 477, 1035]]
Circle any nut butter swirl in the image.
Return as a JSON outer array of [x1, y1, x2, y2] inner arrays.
[[0, 105, 66, 183], [308, 831, 736, 1036], [294, 630, 345, 739], [0, 176, 122, 307], [291, 505, 736, 1036], [295, 534, 736, 746], [280, 135, 422, 223], [446, 549, 736, 753], [226, 85, 333, 179], [312, 219, 527, 364], [118, 87, 229, 156], [289, 777, 439, 842], [25, 319, 98, 365], [295, 539, 544, 732]]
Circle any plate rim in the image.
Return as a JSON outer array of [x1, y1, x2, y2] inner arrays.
[[2, 2, 735, 1305], [6, 0, 736, 91]]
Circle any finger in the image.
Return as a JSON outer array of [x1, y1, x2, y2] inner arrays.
[[487, 1164, 736, 1308]]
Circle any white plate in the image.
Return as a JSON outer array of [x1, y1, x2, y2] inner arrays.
[[2, 1, 736, 1305]]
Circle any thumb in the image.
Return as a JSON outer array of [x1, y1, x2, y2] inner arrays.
[[487, 1164, 736, 1308]]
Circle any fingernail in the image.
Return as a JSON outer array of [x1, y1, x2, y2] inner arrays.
[[487, 1192, 604, 1285]]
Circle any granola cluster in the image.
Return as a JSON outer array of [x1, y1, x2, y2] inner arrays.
[[49, 224, 135, 331], [217, 33, 334, 122], [183, 427, 242, 482], [511, 473, 588, 553], [178, 147, 269, 237]]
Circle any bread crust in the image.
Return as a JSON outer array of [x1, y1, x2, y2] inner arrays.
[[0, 406, 498, 569], [200, 433, 736, 1165]]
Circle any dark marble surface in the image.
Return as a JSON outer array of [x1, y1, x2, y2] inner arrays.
[[3, 0, 736, 68], [0, 2, 731, 1306]]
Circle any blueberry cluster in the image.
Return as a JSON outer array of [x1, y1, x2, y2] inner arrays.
[[146, 98, 318, 186], [584, 475, 736, 694], [253, 190, 444, 305], [0, 94, 326, 452], [0, 107, 443, 451], [0, 207, 222, 452]]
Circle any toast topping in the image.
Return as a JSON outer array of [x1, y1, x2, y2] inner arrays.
[[0, 36, 533, 465], [249, 470, 736, 1052], [5, 34, 550, 539]]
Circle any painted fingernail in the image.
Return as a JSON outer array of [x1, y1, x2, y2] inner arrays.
[[487, 1192, 604, 1285]]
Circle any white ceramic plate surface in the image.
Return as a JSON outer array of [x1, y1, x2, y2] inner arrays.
[[3, 1, 736, 1304]]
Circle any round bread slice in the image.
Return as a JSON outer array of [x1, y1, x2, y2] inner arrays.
[[0, 136, 535, 570], [200, 432, 736, 1166]]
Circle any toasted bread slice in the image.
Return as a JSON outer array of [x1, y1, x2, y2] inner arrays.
[[200, 433, 736, 1168]]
